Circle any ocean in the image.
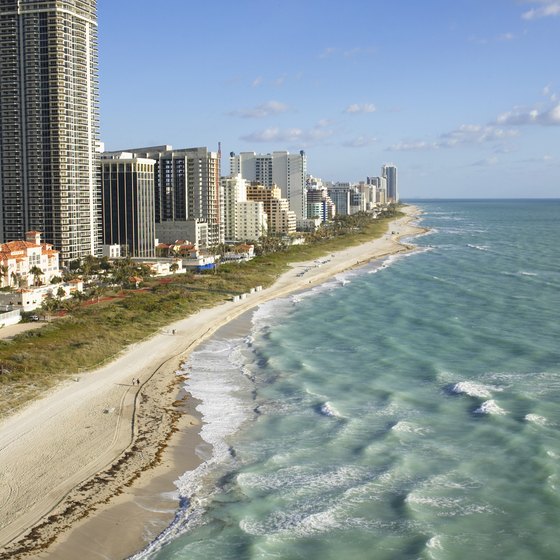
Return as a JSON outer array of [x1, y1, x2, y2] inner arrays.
[[133, 199, 560, 560]]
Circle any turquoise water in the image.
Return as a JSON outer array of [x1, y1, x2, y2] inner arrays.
[[134, 200, 560, 560]]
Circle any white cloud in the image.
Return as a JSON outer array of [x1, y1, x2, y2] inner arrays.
[[496, 103, 560, 126], [470, 156, 499, 167], [439, 124, 519, 147], [252, 76, 263, 87], [498, 32, 515, 41], [240, 122, 334, 146], [228, 101, 289, 119], [468, 32, 517, 45], [319, 47, 336, 59], [343, 47, 376, 58], [542, 85, 558, 102], [319, 46, 376, 59], [344, 103, 377, 114], [342, 136, 378, 148], [387, 124, 519, 152], [522, 1, 560, 20], [521, 154, 555, 163], [387, 140, 437, 152]]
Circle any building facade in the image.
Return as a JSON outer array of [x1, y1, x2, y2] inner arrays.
[[222, 174, 267, 242], [119, 146, 223, 248], [235, 201, 267, 241], [101, 153, 156, 257], [0, 231, 60, 288], [306, 187, 335, 223], [0, 0, 101, 261], [327, 183, 352, 216], [382, 164, 398, 202], [230, 151, 307, 221], [367, 176, 388, 205], [246, 183, 296, 235]]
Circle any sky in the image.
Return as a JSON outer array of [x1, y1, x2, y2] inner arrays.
[[98, 0, 560, 198]]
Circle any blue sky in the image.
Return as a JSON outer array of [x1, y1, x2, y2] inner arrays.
[[98, 0, 559, 198]]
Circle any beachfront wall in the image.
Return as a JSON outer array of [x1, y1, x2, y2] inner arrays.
[[0, 280, 83, 312], [0, 309, 21, 327]]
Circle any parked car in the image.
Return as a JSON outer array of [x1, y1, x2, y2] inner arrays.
[[30, 315, 39, 321]]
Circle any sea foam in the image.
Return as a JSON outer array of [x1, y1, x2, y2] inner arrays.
[[449, 381, 494, 398], [473, 400, 507, 415]]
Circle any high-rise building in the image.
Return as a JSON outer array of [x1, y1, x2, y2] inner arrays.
[[381, 164, 398, 202], [230, 151, 307, 221], [0, 0, 101, 262], [246, 183, 296, 235], [117, 146, 223, 247], [221, 175, 267, 242], [100, 152, 156, 257], [327, 183, 352, 216], [367, 176, 388, 204]]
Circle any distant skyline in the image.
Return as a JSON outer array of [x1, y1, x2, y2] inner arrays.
[[99, 0, 559, 198]]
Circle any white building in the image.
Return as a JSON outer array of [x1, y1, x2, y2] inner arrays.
[[236, 201, 268, 241], [367, 176, 388, 205], [230, 151, 308, 221], [0, 231, 60, 288], [222, 175, 267, 242]]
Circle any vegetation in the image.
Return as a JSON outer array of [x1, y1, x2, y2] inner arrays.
[[0, 207, 403, 416]]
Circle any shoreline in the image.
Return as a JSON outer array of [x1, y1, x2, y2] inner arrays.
[[0, 206, 426, 560]]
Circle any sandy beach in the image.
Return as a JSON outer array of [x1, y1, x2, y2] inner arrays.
[[0, 206, 424, 560]]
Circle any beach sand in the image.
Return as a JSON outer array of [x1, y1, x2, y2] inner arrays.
[[0, 206, 424, 560]]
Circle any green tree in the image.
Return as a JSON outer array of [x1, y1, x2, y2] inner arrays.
[[29, 266, 43, 286], [0, 264, 8, 286]]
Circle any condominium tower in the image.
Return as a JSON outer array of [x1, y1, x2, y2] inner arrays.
[[382, 164, 398, 202], [230, 151, 307, 221], [118, 146, 223, 247], [101, 152, 156, 258], [0, 0, 101, 261]]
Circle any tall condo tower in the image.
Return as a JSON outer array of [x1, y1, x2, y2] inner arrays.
[[382, 163, 398, 202], [230, 151, 308, 221], [0, 0, 101, 261]]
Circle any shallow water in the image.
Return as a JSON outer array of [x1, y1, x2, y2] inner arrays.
[[133, 200, 560, 560]]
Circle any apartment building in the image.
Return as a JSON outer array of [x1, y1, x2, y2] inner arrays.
[[119, 146, 223, 248], [100, 152, 156, 257], [230, 151, 307, 221], [246, 183, 296, 235], [0, 0, 101, 261]]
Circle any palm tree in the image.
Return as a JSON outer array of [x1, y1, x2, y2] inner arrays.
[[41, 293, 58, 321], [0, 265, 8, 288], [29, 266, 43, 287]]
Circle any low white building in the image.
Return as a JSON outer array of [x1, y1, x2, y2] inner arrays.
[[0, 279, 84, 312], [0, 231, 60, 288], [131, 258, 185, 276]]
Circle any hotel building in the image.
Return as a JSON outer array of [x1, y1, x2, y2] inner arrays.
[[230, 151, 307, 221], [0, 0, 101, 261], [246, 183, 296, 235], [115, 146, 223, 248], [100, 152, 156, 257], [382, 164, 398, 202], [221, 175, 267, 242]]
